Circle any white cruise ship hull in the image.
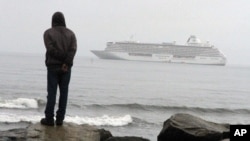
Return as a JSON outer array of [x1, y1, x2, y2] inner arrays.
[[91, 50, 226, 65]]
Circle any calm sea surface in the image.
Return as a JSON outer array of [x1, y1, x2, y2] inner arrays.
[[1, 53, 250, 141]]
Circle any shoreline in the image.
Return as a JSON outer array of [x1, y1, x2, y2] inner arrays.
[[0, 113, 230, 141]]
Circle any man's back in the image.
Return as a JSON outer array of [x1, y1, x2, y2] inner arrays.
[[44, 26, 76, 67]]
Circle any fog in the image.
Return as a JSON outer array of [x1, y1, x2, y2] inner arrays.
[[1, 0, 250, 65]]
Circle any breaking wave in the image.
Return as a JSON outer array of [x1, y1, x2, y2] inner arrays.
[[1, 97, 250, 115], [85, 103, 250, 114], [66, 115, 132, 126], [0, 98, 39, 109], [0, 114, 133, 127]]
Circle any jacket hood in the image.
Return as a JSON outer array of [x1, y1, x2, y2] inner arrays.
[[52, 12, 66, 27]]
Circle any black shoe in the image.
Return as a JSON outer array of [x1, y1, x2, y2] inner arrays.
[[56, 120, 63, 126], [40, 118, 54, 126]]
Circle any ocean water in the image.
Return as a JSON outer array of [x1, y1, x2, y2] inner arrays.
[[1, 53, 250, 141]]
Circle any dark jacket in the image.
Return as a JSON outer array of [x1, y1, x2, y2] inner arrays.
[[44, 12, 77, 68]]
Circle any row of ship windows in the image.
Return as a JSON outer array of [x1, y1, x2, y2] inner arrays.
[[108, 50, 221, 57], [108, 45, 212, 50], [106, 46, 217, 53], [128, 53, 152, 57], [127, 53, 221, 59], [106, 49, 219, 55], [109, 44, 211, 48]]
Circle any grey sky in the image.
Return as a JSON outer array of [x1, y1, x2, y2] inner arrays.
[[1, 0, 250, 65]]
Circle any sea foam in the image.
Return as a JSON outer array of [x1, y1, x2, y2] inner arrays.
[[65, 114, 133, 126], [0, 98, 38, 109], [0, 114, 133, 126]]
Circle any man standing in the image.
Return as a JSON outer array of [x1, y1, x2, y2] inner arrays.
[[41, 12, 77, 126]]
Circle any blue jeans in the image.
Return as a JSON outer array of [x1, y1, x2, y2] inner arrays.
[[45, 68, 71, 121]]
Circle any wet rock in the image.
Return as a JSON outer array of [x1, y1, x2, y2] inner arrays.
[[98, 129, 113, 141], [158, 113, 230, 141], [220, 139, 230, 141], [0, 128, 27, 141], [0, 122, 112, 141], [26, 122, 102, 141], [106, 136, 150, 141]]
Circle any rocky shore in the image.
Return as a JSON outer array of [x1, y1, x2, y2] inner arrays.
[[0, 113, 230, 141]]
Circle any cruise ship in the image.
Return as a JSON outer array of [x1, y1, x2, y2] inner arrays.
[[91, 35, 226, 65]]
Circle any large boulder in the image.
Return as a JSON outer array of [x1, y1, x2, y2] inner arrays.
[[158, 113, 230, 141], [0, 122, 112, 141]]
